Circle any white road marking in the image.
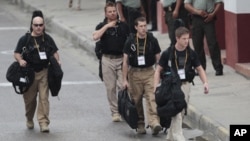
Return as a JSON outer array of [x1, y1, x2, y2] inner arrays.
[[0, 27, 28, 31], [0, 50, 14, 55], [62, 81, 102, 85], [0, 81, 102, 87]]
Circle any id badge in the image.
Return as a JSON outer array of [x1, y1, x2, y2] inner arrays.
[[39, 52, 47, 60], [19, 77, 26, 83], [168, 60, 172, 67], [137, 56, 145, 66], [178, 69, 186, 80]]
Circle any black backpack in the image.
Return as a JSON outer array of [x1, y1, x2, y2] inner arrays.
[[6, 62, 34, 94], [155, 68, 187, 130]]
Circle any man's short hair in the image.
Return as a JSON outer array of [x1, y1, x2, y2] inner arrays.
[[105, 1, 116, 12], [175, 27, 189, 38], [134, 16, 146, 26]]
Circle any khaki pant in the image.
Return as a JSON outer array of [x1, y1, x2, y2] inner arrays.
[[128, 67, 160, 128], [166, 82, 190, 141], [102, 56, 123, 116], [23, 68, 50, 126]]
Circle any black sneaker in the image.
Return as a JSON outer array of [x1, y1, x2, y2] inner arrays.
[[215, 70, 223, 76]]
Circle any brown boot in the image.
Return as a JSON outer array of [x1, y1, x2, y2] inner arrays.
[[137, 124, 146, 134], [26, 120, 34, 129], [112, 113, 122, 122], [151, 124, 162, 135], [40, 124, 49, 133]]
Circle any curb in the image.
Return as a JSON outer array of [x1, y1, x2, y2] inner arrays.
[[184, 104, 229, 141], [47, 18, 95, 56]]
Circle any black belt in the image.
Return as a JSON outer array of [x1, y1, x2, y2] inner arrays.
[[192, 14, 206, 19], [164, 2, 185, 13], [33, 65, 48, 72], [124, 5, 140, 10], [103, 54, 123, 59], [164, 6, 173, 12], [130, 66, 154, 72], [192, 14, 217, 20], [34, 67, 47, 72]]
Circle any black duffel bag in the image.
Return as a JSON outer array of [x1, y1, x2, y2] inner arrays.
[[6, 61, 34, 94], [118, 89, 139, 129]]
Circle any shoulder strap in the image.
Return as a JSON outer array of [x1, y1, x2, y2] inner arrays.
[[24, 32, 31, 47], [21, 32, 31, 56], [166, 46, 174, 68], [127, 33, 136, 46], [129, 33, 135, 40]]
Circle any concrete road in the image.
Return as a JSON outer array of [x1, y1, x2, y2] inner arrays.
[[0, 1, 206, 141]]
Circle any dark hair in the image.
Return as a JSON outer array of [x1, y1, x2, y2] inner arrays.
[[104, 1, 116, 12], [134, 16, 146, 26], [30, 10, 44, 32]]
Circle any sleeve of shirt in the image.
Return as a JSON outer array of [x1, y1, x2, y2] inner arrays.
[[95, 22, 104, 30], [123, 37, 131, 54], [153, 38, 161, 54], [158, 50, 168, 68], [46, 34, 59, 54], [14, 35, 27, 54], [191, 49, 201, 68]]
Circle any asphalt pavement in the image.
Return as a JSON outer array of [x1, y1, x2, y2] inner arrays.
[[4, 0, 250, 141]]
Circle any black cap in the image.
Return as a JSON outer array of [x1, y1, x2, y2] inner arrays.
[[30, 10, 44, 32], [32, 10, 44, 19]]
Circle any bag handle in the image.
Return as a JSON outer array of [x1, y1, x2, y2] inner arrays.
[[12, 83, 28, 94]]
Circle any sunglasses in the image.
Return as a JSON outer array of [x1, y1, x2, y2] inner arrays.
[[33, 24, 44, 27]]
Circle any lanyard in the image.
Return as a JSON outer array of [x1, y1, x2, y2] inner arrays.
[[136, 33, 147, 56], [33, 38, 41, 52], [33, 35, 44, 52], [174, 49, 187, 70]]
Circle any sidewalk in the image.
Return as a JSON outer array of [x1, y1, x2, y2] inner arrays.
[[10, 0, 250, 140]]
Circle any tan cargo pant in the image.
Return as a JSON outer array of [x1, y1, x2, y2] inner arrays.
[[23, 68, 50, 126], [128, 67, 160, 128], [166, 82, 191, 141], [102, 55, 123, 116]]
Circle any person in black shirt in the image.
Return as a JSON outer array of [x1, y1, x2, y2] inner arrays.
[[14, 10, 60, 133], [154, 27, 208, 141], [122, 16, 162, 135], [93, 1, 129, 122]]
